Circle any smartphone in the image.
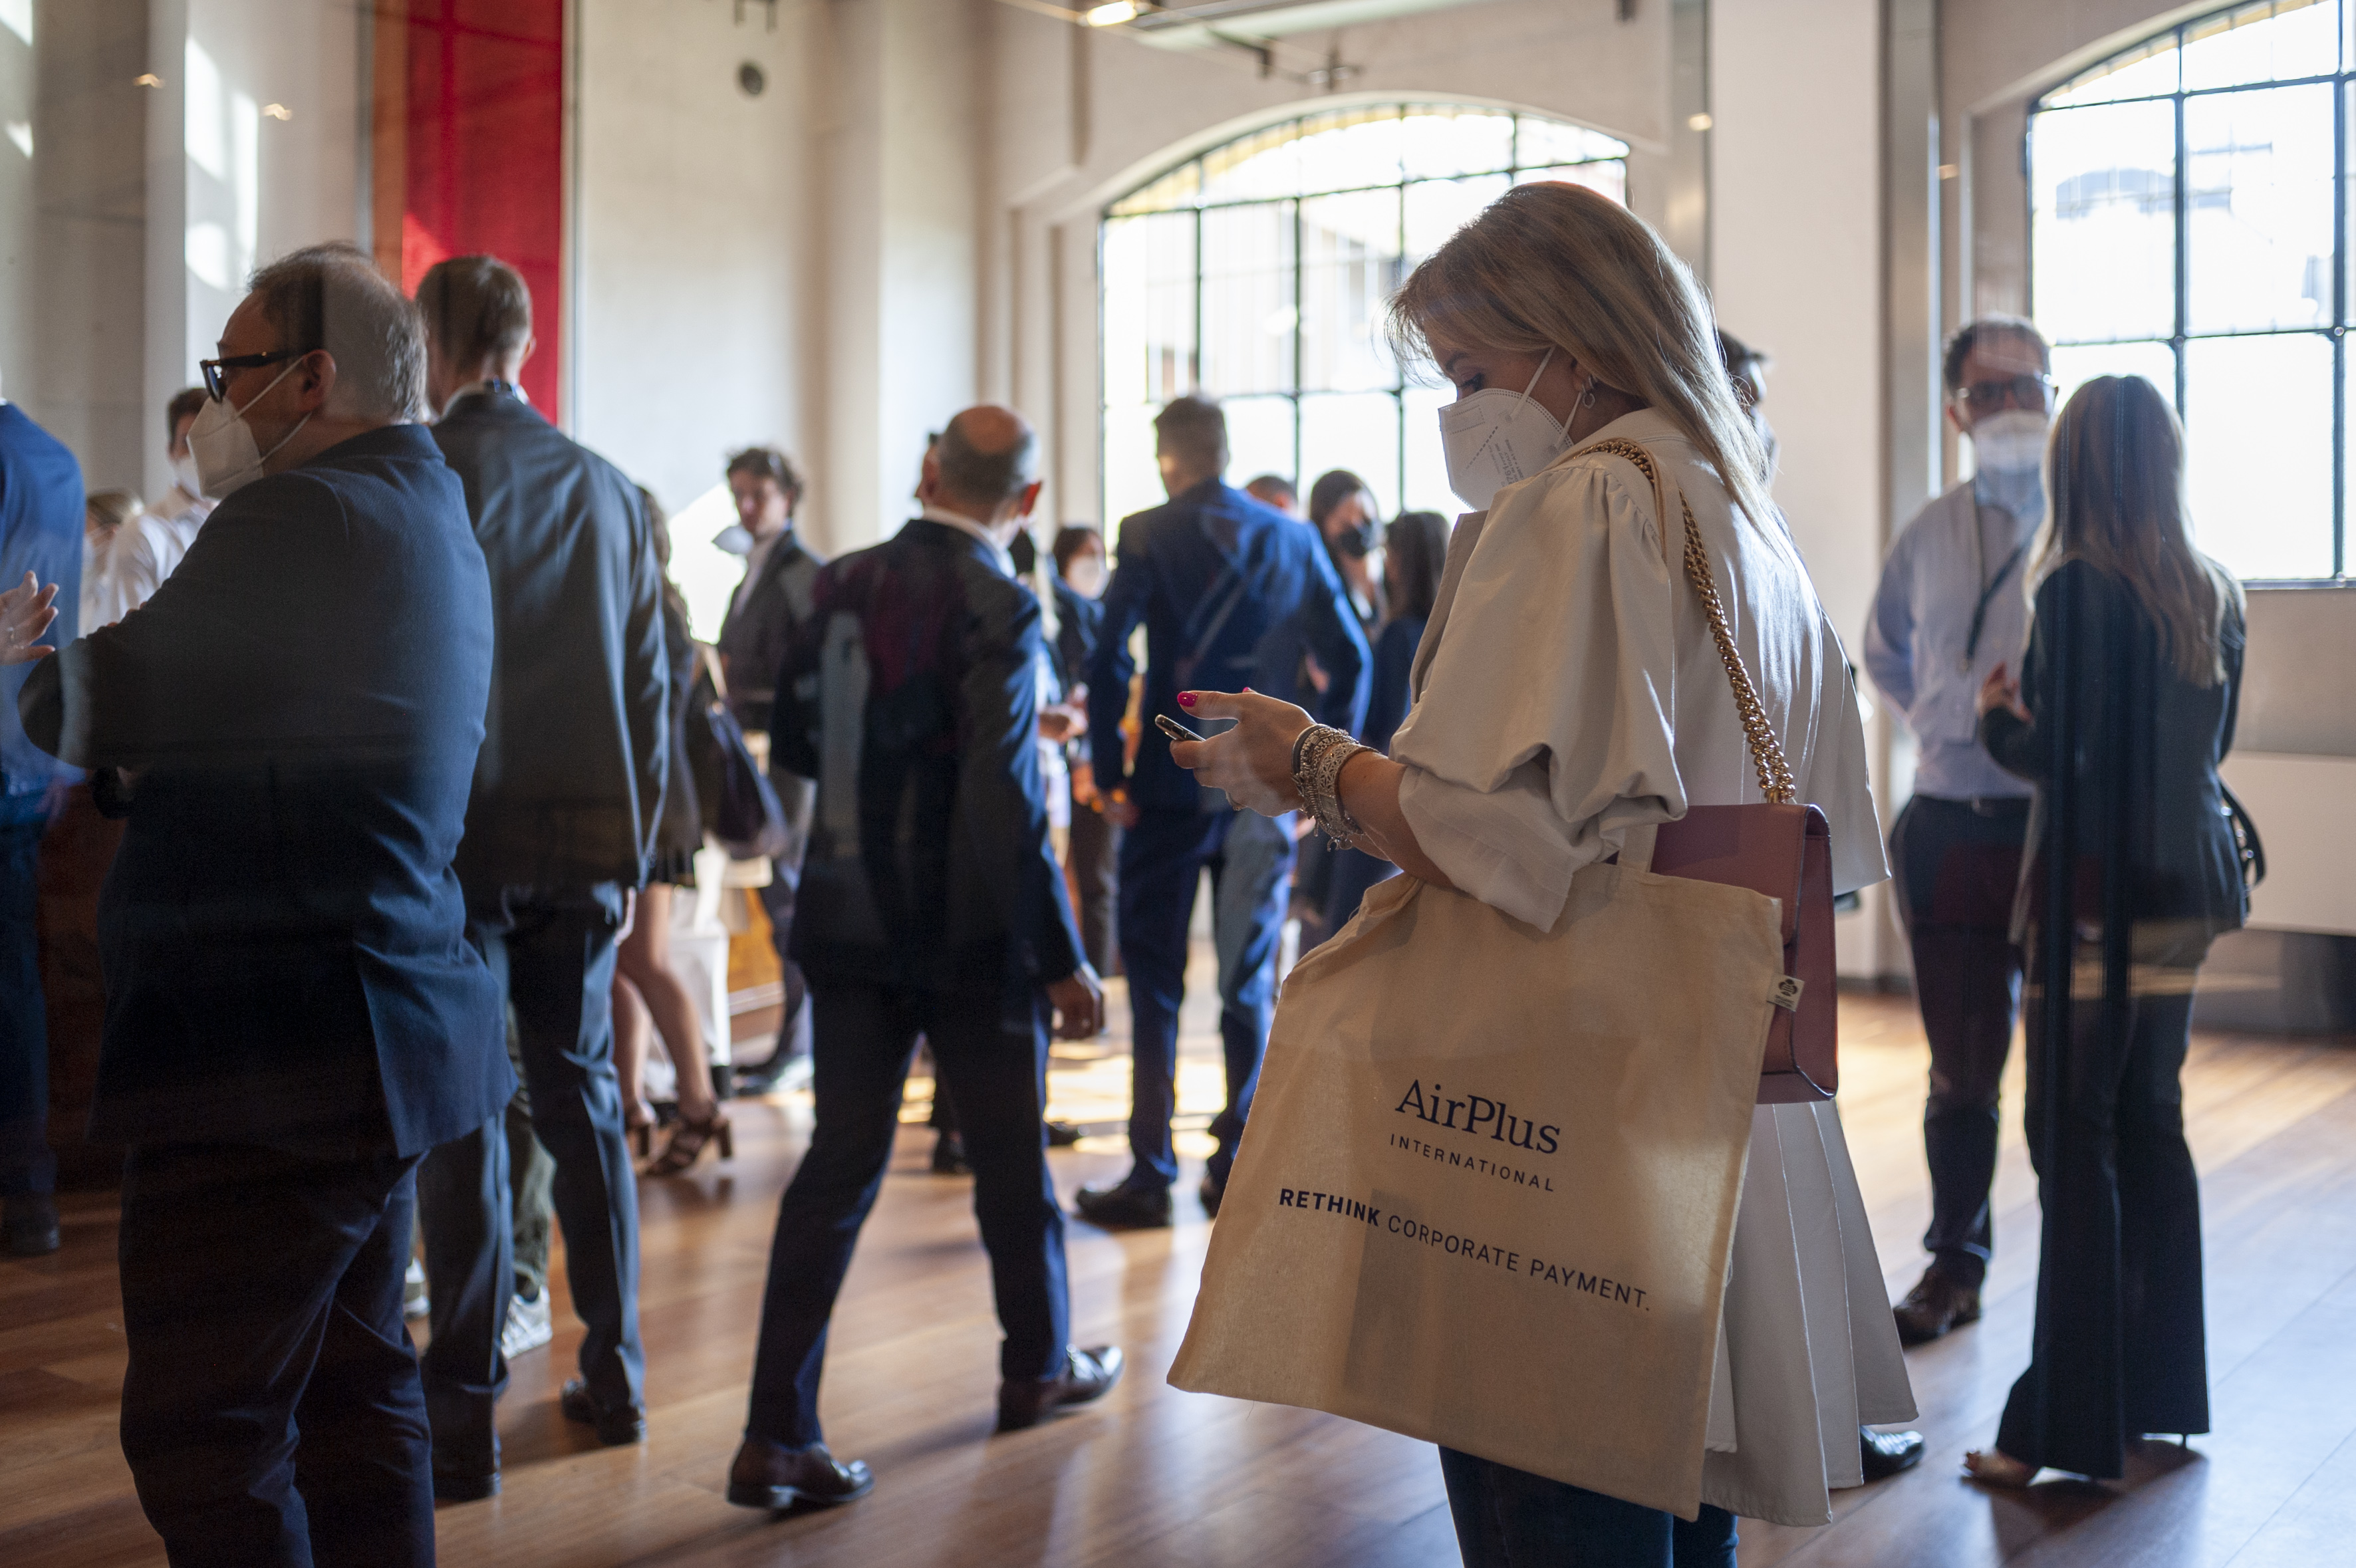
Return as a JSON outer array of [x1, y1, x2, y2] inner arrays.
[[1154, 713, 1207, 745]]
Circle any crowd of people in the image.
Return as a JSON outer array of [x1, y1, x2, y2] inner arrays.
[[0, 174, 2251, 1568]]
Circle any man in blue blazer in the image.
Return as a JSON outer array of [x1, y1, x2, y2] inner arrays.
[[7, 244, 509, 1567], [0, 375, 82, 1259], [1079, 396, 1369, 1228]]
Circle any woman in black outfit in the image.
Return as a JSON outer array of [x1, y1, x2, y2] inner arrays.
[[1964, 375, 2246, 1486], [1308, 509, 1450, 948], [614, 488, 733, 1176]]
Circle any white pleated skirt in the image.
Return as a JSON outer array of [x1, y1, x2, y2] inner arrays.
[[1698, 1100, 1916, 1527]]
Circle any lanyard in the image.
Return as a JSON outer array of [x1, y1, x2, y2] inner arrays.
[[1960, 505, 2030, 675]]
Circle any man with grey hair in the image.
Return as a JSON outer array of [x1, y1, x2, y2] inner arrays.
[[3, 242, 509, 1563], [725, 404, 1116, 1511]]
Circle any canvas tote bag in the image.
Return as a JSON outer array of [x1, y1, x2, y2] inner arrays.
[[1168, 449, 1807, 1519]]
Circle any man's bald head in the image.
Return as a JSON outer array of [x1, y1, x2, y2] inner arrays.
[[932, 405, 1039, 517]]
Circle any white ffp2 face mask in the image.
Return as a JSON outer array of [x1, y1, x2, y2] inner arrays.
[[1970, 408, 2049, 474], [1436, 348, 1569, 512], [188, 358, 311, 500]]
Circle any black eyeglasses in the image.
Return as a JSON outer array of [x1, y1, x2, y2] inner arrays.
[[199, 348, 305, 402], [1954, 373, 2055, 412]]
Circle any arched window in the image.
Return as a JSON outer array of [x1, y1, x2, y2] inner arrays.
[[1099, 105, 1629, 527], [2029, 0, 2347, 579]]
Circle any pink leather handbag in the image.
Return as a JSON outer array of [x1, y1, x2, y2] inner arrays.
[[1576, 438, 1837, 1105]]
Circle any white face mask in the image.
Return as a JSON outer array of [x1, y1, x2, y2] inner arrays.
[[188, 357, 311, 500], [168, 450, 203, 499], [1436, 348, 1568, 512], [1970, 408, 2049, 475]]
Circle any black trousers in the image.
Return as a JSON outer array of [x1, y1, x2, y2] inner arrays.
[[1890, 795, 2028, 1287], [416, 889, 642, 1476], [0, 813, 53, 1197], [1996, 923, 2212, 1478], [745, 982, 1068, 1448], [1065, 797, 1120, 977], [118, 1141, 432, 1567]]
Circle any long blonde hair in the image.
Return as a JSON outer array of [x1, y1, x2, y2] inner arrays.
[[2035, 374, 2241, 686], [1384, 181, 1773, 533]]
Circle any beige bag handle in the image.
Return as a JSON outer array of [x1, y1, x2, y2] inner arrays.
[[1570, 438, 1796, 806]]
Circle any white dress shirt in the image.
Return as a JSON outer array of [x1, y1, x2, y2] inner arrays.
[[88, 486, 213, 628]]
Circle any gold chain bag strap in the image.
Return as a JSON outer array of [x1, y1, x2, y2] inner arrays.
[[1571, 438, 1836, 1103]]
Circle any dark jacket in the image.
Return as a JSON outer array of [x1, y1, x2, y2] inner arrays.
[[717, 526, 824, 733], [1980, 560, 2248, 941], [431, 391, 668, 895], [651, 596, 704, 870], [0, 403, 83, 811], [1363, 614, 1425, 755], [18, 424, 511, 1154], [772, 519, 1085, 996], [1089, 479, 1369, 811], [1050, 573, 1103, 697]]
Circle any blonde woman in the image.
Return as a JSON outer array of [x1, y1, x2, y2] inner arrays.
[[1964, 374, 2246, 1488], [1171, 181, 1911, 1563]]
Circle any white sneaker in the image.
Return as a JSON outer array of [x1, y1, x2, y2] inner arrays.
[[501, 1289, 554, 1359], [404, 1257, 430, 1321]]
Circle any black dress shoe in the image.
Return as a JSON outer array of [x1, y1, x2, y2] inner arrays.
[[559, 1378, 646, 1446], [724, 1436, 874, 1510], [432, 1467, 500, 1503], [1045, 1120, 1083, 1148], [1074, 1182, 1172, 1229], [1860, 1426, 1926, 1481], [1198, 1173, 1224, 1218], [997, 1345, 1125, 1432], [3, 1194, 60, 1257], [1893, 1265, 1982, 1346]]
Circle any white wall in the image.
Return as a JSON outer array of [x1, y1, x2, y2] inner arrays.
[[572, 0, 817, 633]]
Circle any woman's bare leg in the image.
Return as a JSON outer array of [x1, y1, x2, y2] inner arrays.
[[616, 884, 719, 1120], [612, 974, 656, 1130]]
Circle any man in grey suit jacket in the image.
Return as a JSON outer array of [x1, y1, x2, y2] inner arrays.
[[412, 255, 669, 1501]]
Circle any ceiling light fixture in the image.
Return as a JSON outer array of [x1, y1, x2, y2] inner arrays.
[[1085, 1, 1140, 24], [134, 72, 162, 88]]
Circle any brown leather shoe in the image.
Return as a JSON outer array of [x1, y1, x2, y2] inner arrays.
[[1893, 1265, 1982, 1346], [997, 1345, 1124, 1432], [724, 1436, 875, 1511]]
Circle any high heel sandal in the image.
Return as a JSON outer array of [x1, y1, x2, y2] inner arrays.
[[646, 1107, 733, 1176], [624, 1103, 657, 1160]]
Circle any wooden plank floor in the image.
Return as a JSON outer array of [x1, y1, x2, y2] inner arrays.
[[5, 952, 2355, 1566]]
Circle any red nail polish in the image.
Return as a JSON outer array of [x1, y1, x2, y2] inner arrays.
[[1178, 692, 1196, 708]]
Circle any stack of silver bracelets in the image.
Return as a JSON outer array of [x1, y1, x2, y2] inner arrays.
[[1291, 723, 1369, 844]]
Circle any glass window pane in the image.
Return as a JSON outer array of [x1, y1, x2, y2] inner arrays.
[[1515, 118, 1629, 168], [1109, 162, 1200, 217], [1300, 392, 1402, 521], [2043, 32, 2181, 106], [1406, 174, 1509, 265], [1295, 107, 1402, 197], [1515, 162, 1628, 205], [2186, 83, 2335, 333], [2050, 340, 2178, 416], [1201, 122, 1301, 203], [2184, 332, 2335, 577], [1220, 395, 1298, 495], [2182, 0, 2337, 90], [1402, 382, 1460, 517], [2031, 99, 2178, 342], [1101, 211, 1196, 409], [1301, 190, 1403, 393], [1402, 106, 1514, 179], [1200, 201, 1295, 397], [1103, 404, 1167, 532]]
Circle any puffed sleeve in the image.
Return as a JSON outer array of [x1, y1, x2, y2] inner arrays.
[[1388, 459, 1686, 930]]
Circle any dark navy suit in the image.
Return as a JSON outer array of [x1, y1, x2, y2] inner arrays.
[[0, 402, 82, 1205], [1087, 479, 1367, 1192], [746, 518, 1086, 1447], [20, 424, 509, 1567]]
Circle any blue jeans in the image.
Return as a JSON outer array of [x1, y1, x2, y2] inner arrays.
[[1114, 806, 1295, 1190], [1440, 1449, 1738, 1568], [0, 807, 53, 1197], [745, 982, 1067, 1446]]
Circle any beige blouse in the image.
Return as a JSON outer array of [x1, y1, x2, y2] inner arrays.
[[1390, 407, 1887, 930]]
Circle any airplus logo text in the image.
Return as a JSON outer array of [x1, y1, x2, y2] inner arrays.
[[1394, 1079, 1560, 1154]]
